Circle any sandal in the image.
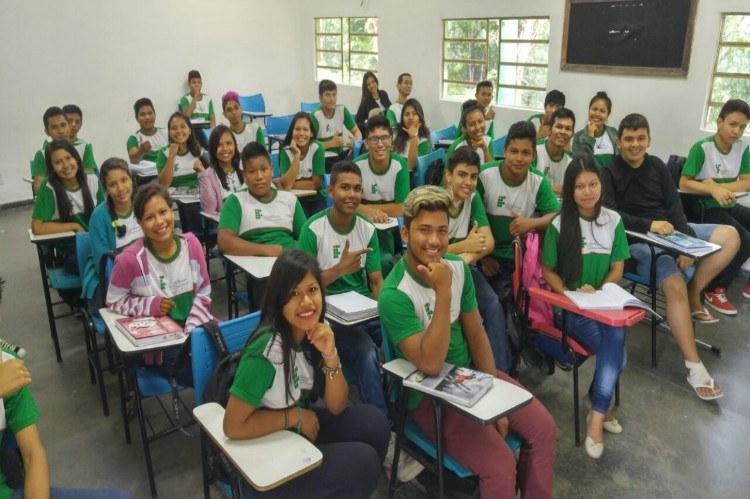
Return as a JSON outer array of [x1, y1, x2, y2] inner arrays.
[[603, 417, 623, 434], [686, 362, 724, 401], [691, 307, 719, 324]]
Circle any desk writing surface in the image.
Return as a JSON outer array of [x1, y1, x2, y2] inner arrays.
[[128, 161, 157, 177], [223, 254, 277, 279], [23, 177, 33, 184], [99, 308, 187, 355], [193, 403, 322, 491], [324, 151, 337, 159], [527, 287, 646, 328], [200, 211, 219, 223], [625, 230, 720, 259], [190, 118, 210, 126], [373, 218, 398, 231], [289, 189, 317, 198], [28, 228, 76, 243]]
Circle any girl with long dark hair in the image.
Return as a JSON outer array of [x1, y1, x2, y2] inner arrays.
[[278, 112, 327, 215], [155, 112, 206, 188], [392, 98, 432, 172], [355, 71, 391, 133], [197, 124, 244, 216]]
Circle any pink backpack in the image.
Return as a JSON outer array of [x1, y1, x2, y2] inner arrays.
[[520, 232, 554, 327]]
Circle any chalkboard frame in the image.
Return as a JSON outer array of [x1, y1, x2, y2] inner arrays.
[[561, 0, 698, 78]]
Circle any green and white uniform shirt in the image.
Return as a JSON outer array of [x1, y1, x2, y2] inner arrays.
[[527, 113, 543, 133], [532, 140, 572, 188], [31, 139, 97, 178], [309, 105, 357, 154], [386, 101, 404, 128], [154, 146, 201, 188], [379, 253, 477, 409], [397, 137, 431, 159], [299, 209, 381, 297], [218, 188, 305, 249], [542, 207, 630, 290], [179, 94, 214, 123], [280, 140, 327, 198], [113, 209, 143, 249], [127, 128, 169, 163], [354, 152, 410, 205], [221, 171, 244, 198], [232, 121, 266, 152], [683, 136, 750, 209], [447, 135, 492, 165], [447, 191, 490, 244], [592, 131, 615, 166], [32, 174, 103, 230], [230, 328, 314, 409], [143, 237, 195, 325], [477, 161, 560, 260]]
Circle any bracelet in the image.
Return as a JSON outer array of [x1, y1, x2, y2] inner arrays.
[[322, 347, 338, 360], [321, 362, 342, 380], [295, 406, 302, 434], [283, 408, 289, 430]]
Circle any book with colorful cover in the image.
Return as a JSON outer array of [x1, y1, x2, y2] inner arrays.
[[404, 363, 493, 407], [115, 316, 185, 347], [647, 230, 712, 250]]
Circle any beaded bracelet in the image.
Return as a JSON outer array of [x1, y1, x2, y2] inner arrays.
[[321, 362, 342, 380]]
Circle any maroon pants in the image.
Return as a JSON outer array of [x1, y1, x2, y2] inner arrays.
[[411, 371, 556, 499]]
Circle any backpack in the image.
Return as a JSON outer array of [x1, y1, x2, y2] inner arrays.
[[424, 158, 446, 186], [521, 232, 554, 328]]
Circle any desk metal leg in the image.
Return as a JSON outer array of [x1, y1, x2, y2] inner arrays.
[[433, 399, 445, 499], [573, 360, 581, 446], [199, 431, 211, 499], [36, 245, 62, 362], [130, 364, 158, 497], [117, 355, 131, 443], [649, 247, 658, 368]]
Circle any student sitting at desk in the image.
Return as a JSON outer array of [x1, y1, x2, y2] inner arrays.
[[179, 69, 216, 128], [385, 72, 412, 129], [127, 98, 168, 164], [443, 146, 511, 373], [32, 140, 103, 272], [379, 186, 556, 499], [197, 125, 244, 217], [679, 98, 750, 313], [601, 113, 739, 400], [277, 112, 327, 216], [84, 158, 144, 304], [354, 114, 410, 275], [63, 104, 97, 172], [223, 250, 389, 499], [476, 121, 560, 298], [106, 183, 215, 385], [448, 100, 493, 165], [455, 81, 496, 140], [155, 112, 206, 189], [309, 79, 361, 158], [31, 107, 96, 193], [392, 98, 432, 173], [527, 89, 566, 141], [531, 107, 575, 195], [572, 91, 619, 167], [221, 91, 266, 152], [542, 155, 629, 459], [355, 71, 391, 133]]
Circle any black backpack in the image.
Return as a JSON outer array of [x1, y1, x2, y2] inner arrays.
[[424, 158, 446, 186]]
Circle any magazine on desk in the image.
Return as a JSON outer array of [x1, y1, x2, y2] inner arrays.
[[647, 231, 712, 250], [564, 283, 662, 319], [115, 316, 185, 347], [404, 363, 494, 407]]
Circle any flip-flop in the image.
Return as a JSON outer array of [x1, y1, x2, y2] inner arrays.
[[691, 307, 719, 324], [687, 371, 724, 401]]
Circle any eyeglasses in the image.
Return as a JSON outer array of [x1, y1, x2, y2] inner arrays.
[[366, 134, 392, 145]]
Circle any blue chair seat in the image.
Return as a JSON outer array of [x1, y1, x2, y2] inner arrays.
[[92, 314, 107, 336], [623, 272, 649, 286], [47, 267, 81, 290], [136, 366, 187, 397]]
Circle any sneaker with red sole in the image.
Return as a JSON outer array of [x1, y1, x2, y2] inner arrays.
[[704, 288, 738, 315], [743, 282, 750, 299]]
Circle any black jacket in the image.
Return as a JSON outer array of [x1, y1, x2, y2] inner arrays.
[[355, 90, 391, 132]]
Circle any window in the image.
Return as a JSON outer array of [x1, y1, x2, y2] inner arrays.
[[442, 17, 550, 109], [315, 17, 378, 86], [705, 14, 750, 131]]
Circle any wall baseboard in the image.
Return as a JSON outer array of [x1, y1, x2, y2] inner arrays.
[[0, 199, 33, 210]]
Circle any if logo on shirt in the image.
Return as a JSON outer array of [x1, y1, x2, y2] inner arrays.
[[333, 244, 341, 259], [371, 184, 379, 195], [715, 163, 722, 175], [255, 209, 262, 220], [292, 366, 299, 389], [424, 302, 434, 321], [326, 124, 332, 134], [159, 275, 166, 291], [496, 196, 506, 208], [581, 235, 587, 248]]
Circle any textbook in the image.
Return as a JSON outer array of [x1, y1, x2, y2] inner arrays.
[[404, 363, 494, 407], [128, 160, 157, 177], [647, 231, 713, 250], [325, 291, 378, 324], [115, 316, 185, 348], [564, 283, 659, 317]]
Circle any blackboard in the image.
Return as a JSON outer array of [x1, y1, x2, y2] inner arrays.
[[561, 0, 697, 77]]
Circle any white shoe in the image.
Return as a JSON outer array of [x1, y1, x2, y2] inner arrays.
[[603, 417, 623, 434], [385, 432, 425, 482], [584, 436, 604, 459]]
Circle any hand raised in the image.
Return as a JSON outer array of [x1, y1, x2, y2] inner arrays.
[[306, 323, 336, 358], [337, 240, 372, 275], [415, 261, 452, 292]]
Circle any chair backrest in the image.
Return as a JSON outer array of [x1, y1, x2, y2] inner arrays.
[[324, 174, 332, 207], [270, 152, 280, 178], [239, 94, 265, 114], [201, 127, 212, 145], [415, 148, 448, 187], [492, 134, 507, 158], [352, 139, 364, 158], [266, 114, 295, 137], [430, 125, 458, 144], [300, 101, 318, 113], [191, 311, 262, 405], [665, 155, 686, 188], [75, 232, 92, 279]]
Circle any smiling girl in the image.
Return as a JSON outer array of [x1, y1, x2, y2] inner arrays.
[[156, 112, 206, 189], [448, 100, 492, 165], [392, 98, 432, 172], [572, 91, 619, 167], [278, 112, 327, 215], [197, 125, 244, 216]]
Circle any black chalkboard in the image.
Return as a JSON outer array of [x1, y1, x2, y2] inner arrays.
[[561, 0, 697, 77]]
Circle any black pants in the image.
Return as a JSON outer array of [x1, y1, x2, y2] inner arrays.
[[250, 404, 390, 499], [702, 204, 750, 289]]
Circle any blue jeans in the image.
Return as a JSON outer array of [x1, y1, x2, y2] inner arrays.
[[556, 312, 626, 415], [329, 318, 387, 416], [471, 266, 512, 372], [13, 488, 133, 499]]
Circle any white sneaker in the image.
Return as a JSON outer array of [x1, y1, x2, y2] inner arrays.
[[385, 432, 425, 482]]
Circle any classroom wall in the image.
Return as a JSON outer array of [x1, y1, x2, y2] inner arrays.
[[297, 0, 748, 160], [0, 0, 306, 205]]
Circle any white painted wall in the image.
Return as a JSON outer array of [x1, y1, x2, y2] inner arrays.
[[297, 0, 748, 161], [0, 0, 306, 204]]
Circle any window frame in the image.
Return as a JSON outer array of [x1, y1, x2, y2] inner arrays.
[[314, 16, 379, 86]]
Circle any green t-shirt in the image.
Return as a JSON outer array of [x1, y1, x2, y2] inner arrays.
[[0, 351, 41, 499], [218, 188, 306, 249], [395, 137, 431, 159], [30, 140, 98, 178], [309, 105, 357, 153], [126, 128, 169, 163], [531, 140, 572, 188], [144, 236, 194, 324], [379, 253, 477, 409], [229, 328, 314, 409], [542, 208, 630, 290], [31, 174, 103, 230], [279, 140, 327, 198], [232, 122, 267, 151], [385, 102, 403, 128], [447, 134, 492, 165], [353, 152, 410, 205], [477, 161, 560, 260], [447, 191, 490, 244], [682, 136, 750, 209], [298, 209, 381, 297], [154, 147, 200, 188], [179, 94, 214, 122]]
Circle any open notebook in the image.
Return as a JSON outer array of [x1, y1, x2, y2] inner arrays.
[[564, 283, 660, 318]]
